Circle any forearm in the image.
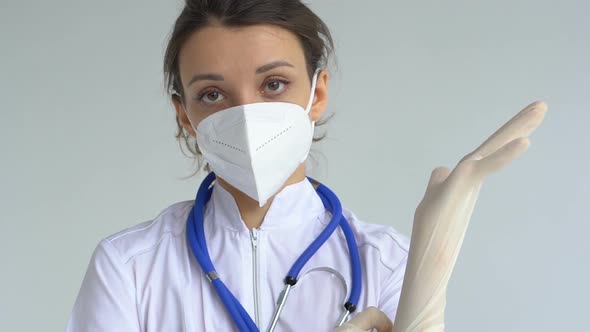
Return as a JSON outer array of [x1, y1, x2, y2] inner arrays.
[[393, 184, 480, 332]]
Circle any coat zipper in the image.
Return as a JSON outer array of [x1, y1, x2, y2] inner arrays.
[[250, 228, 261, 328]]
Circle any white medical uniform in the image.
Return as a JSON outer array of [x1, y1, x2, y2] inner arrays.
[[66, 178, 409, 331]]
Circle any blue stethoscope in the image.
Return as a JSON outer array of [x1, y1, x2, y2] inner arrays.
[[186, 172, 362, 332]]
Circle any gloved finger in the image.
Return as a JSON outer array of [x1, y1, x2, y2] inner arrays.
[[476, 136, 530, 178], [470, 100, 546, 160], [344, 307, 393, 332], [426, 167, 451, 192]]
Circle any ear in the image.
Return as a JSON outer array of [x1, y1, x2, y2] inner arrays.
[[309, 69, 329, 122], [172, 95, 197, 137]]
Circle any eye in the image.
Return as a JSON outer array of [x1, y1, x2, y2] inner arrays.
[[263, 79, 290, 95], [198, 89, 225, 105]]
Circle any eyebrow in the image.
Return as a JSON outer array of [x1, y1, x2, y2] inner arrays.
[[187, 60, 295, 87], [255, 60, 294, 74], [187, 73, 224, 87]]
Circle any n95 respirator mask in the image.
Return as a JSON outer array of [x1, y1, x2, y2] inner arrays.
[[186, 69, 321, 207]]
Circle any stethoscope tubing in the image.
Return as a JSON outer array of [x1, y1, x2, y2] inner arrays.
[[187, 172, 362, 332]]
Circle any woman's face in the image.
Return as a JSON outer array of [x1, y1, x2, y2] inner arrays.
[[173, 23, 329, 136]]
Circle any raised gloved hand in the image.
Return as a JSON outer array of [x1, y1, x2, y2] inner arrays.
[[392, 101, 548, 332], [332, 101, 547, 332]]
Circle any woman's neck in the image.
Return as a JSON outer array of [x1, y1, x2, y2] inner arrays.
[[216, 164, 306, 230]]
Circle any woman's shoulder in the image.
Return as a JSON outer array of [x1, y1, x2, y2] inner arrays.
[[342, 207, 410, 273], [99, 200, 195, 263]]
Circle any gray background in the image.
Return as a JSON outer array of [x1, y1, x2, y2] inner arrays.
[[1, 0, 588, 331]]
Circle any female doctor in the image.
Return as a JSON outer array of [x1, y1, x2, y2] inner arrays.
[[66, 0, 547, 331]]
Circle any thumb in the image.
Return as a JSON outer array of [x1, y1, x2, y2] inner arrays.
[[426, 166, 451, 192]]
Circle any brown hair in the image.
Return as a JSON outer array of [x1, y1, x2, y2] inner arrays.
[[163, 0, 335, 167]]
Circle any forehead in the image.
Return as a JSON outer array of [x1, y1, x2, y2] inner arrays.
[[178, 23, 307, 78]]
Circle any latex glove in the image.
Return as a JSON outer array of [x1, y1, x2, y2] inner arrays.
[[392, 101, 548, 332], [334, 307, 393, 332]]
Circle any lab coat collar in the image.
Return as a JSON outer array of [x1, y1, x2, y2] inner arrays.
[[207, 176, 327, 232]]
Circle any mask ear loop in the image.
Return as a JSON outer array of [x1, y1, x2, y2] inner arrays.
[[191, 123, 209, 174], [305, 68, 322, 115], [174, 91, 209, 175], [305, 68, 323, 140]]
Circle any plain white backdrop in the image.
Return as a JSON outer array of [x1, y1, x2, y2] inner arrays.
[[1, 0, 588, 331]]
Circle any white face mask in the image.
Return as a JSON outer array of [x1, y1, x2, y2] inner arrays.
[[186, 68, 322, 207]]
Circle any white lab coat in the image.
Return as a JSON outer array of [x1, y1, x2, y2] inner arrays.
[[66, 178, 409, 331]]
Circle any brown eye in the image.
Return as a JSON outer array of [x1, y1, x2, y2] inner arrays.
[[205, 91, 219, 101], [267, 81, 280, 91], [199, 90, 225, 104], [264, 79, 289, 95]]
